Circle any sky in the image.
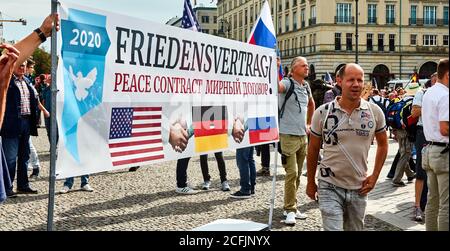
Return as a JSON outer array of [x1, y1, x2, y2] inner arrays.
[[0, 0, 216, 50]]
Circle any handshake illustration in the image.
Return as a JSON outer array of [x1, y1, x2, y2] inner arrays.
[[168, 115, 247, 153]]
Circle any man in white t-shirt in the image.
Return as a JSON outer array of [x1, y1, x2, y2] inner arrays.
[[306, 63, 388, 231], [422, 58, 449, 231]]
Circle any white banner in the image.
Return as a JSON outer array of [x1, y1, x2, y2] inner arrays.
[[56, 2, 279, 179]]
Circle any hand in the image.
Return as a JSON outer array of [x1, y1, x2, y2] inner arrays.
[[306, 181, 318, 201], [39, 13, 60, 37], [0, 44, 20, 88], [43, 110, 50, 118], [168, 116, 188, 153], [232, 116, 245, 143], [359, 174, 378, 196], [306, 124, 311, 135]]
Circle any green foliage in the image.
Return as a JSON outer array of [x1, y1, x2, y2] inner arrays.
[[32, 47, 51, 76]]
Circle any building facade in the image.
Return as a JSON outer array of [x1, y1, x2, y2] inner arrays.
[[166, 6, 218, 36], [217, 0, 449, 89]]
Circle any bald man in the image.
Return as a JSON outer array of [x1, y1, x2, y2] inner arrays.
[[306, 63, 388, 231]]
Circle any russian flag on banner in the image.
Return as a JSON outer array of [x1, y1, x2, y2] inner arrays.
[[247, 1, 276, 49], [247, 116, 279, 144]]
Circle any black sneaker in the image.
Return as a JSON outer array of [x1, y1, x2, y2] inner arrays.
[[29, 171, 39, 180], [230, 191, 251, 199], [413, 207, 423, 222], [407, 175, 416, 183], [6, 191, 17, 198], [129, 166, 140, 172], [392, 181, 406, 187], [256, 169, 270, 177], [17, 187, 38, 194], [250, 189, 255, 197]]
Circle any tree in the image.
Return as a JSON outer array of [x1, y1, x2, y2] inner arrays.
[[32, 47, 51, 76]]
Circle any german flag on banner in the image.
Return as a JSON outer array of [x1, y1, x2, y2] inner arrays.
[[192, 106, 228, 153], [248, 116, 279, 144]]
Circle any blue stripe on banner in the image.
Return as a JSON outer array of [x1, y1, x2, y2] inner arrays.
[[251, 20, 277, 49], [248, 116, 277, 131]]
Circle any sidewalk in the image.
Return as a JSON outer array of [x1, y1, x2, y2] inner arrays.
[[366, 139, 425, 231], [266, 138, 425, 231]]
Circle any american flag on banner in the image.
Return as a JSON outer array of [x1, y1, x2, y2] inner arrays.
[[181, 0, 201, 32], [108, 107, 164, 167]]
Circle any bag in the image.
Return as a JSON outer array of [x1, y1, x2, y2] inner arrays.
[[386, 98, 410, 129], [386, 97, 417, 141]]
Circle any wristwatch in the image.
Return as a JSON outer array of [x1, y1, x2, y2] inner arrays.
[[34, 28, 47, 43]]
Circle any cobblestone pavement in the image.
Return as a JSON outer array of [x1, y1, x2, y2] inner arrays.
[[0, 129, 401, 231]]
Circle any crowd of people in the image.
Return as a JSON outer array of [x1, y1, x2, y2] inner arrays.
[[0, 13, 447, 232]]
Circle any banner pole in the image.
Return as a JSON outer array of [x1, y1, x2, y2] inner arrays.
[[47, 0, 58, 231], [268, 142, 279, 230]]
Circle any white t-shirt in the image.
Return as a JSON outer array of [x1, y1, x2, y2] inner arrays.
[[422, 83, 449, 143], [412, 89, 425, 126]]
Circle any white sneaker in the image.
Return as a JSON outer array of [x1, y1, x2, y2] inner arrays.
[[221, 181, 230, 191], [59, 186, 71, 194], [81, 184, 94, 192], [285, 212, 296, 225], [283, 210, 307, 220], [201, 181, 211, 190], [176, 187, 196, 194]]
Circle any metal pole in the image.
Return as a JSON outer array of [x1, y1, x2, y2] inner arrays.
[[399, 0, 402, 79], [355, 0, 359, 64], [268, 140, 279, 230], [268, 0, 278, 230], [47, 0, 58, 231]]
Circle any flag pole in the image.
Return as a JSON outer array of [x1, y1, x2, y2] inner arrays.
[[47, 0, 58, 231], [266, 0, 279, 230]]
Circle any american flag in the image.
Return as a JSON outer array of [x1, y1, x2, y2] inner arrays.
[[181, 0, 201, 32], [108, 107, 164, 167]]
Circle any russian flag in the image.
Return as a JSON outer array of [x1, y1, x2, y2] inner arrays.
[[247, 1, 276, 49], [248, 116, 279, 144], [278, 63, 284, 81]]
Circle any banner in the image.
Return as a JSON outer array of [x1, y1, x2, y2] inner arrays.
[[56, 2, 278, 178]]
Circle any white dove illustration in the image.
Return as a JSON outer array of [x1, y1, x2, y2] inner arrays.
[[68, 65, 97, 101]]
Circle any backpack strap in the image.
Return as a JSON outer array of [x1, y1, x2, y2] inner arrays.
[[279, 78, 296, 119]]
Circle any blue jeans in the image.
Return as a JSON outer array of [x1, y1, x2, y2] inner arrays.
[[318, 180, 367, 231], [64, 175, 89, 189], [236, 147, 256, 194], [1, 117, 31, 191]]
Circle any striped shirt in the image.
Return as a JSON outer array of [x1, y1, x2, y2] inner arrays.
[[14, 78, 31, 116]]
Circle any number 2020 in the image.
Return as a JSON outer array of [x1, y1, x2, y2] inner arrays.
[[70, 29, 101, 48]]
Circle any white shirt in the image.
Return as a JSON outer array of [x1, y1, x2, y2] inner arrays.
[[422, 83, 449, 143], [412, 89, 425, 126]]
